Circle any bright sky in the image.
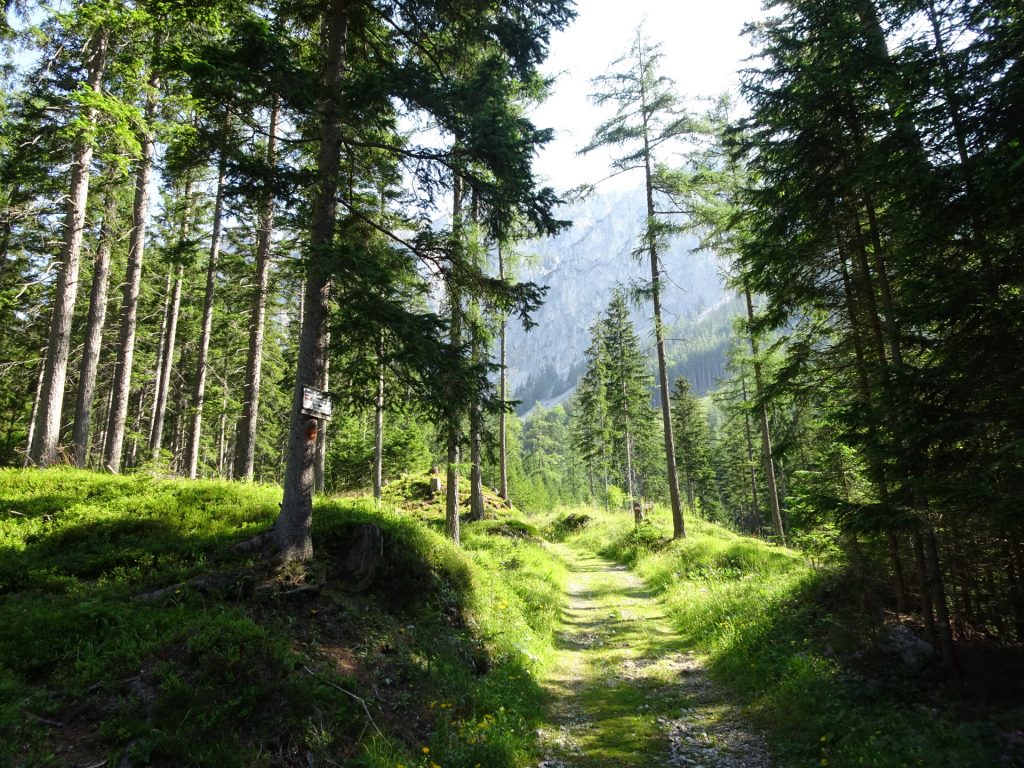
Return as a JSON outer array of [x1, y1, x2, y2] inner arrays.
[[531, 0, 767, 193]]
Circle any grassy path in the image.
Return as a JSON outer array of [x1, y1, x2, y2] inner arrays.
[[537, 542, 772, 768]]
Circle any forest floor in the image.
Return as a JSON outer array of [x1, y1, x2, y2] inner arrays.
[[536, 542, 772, 768]]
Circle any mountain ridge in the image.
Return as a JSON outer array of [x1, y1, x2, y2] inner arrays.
[[506, 187, 735, 410]]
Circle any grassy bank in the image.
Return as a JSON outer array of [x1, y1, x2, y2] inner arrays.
[[544, 504, 1017, 768], [0, 467, 565, 768]]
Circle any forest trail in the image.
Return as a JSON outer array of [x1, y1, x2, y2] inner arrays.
[[537, 543, 773, 768]]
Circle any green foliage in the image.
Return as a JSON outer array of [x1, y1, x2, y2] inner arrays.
[[672, 375, 719, 517], [0, 468, 567, 767], [326, 408, 434, 493], [553, 502, 1009, 768], [570, 289, 661, 506]]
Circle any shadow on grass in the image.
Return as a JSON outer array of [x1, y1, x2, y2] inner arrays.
[[0, 472, 555, 768], [657, 562, 1012, 768]]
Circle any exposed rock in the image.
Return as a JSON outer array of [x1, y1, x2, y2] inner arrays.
[[506, 187, 731, 406], [884, 623, 936, 667]]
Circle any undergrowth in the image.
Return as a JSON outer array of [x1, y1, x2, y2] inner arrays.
[[0, 468, 565, 768], [542, 503, 1017, 768]]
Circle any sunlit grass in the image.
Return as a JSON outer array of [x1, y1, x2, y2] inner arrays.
[[542, 502, 1008, 768], [0, 467, 567, 768]]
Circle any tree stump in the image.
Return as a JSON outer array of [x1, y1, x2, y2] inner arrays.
[[633, 501, 644, 526], [429, 465, 443, 496], [345, 524, 384, 591]]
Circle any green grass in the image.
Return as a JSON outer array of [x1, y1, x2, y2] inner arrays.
[[536, 542, 697, 767], [0, 468, 566, 768], [541, 503, 1014, 768]]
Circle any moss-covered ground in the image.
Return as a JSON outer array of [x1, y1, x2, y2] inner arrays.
[[544, 504, 1023, 768], [0, 468, 564, 768], [3, 468, 1021, 768]]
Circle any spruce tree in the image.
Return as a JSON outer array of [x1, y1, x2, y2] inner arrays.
[[671, 376, 717, 517], [582, 27, 695, 537]]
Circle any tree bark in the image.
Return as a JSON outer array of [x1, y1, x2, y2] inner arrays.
[[913, 529, 938, 647], [923, 526, 959, 672], [498, 242, 509, 503], [148, 270, 172, 446], [184, 158, 226, 479], [314, 349, 329, 494], [127, 384, 146, 468], [445, 176, 464, 545], [642, 145, 684, 538], [103, 65, 158, 473], [469, 225, 484, 522], [234, 98, 279, 481], [469, 397, 484, 520], [840, 249, 908, 615], [0, 182, 21, 291], [373, 340, 384, 502], [745, 285, 786, 545], [149, 265, 182, 459], [150, 178, 193, 461], [97, 379, 114, 463], [71, 177, 117, 467], [30, 28, 108, 466], [23, 355, 45, 466], [274, 0, 348, 561], [739, 372, 761, 532], [217, 372, 229, 477]]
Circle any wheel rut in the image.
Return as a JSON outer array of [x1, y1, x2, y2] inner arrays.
[[536, 542, 772, 768]]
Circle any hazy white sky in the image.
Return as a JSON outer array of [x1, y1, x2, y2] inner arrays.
[[531, 0, 766, 192]]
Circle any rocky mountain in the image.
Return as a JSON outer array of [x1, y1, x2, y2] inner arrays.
[[506, 187, 737, 411]]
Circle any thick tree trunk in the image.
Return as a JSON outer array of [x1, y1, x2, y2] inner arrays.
[[234, 99, 278, 481], [71, 179, 117, 467], [103, 67, 158, 473], [30, 29, 108, 466], [643, 153, 684, 538], [274, 0, 348, 561], [184, 159, 226, 479], [745, 285, 786, 545], [97, 380, 113, 462]]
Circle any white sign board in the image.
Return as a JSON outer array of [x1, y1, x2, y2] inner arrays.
[[301, 386, 333, 419]]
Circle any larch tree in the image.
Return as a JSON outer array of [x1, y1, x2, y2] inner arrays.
[[581, 28, 694, 538]]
